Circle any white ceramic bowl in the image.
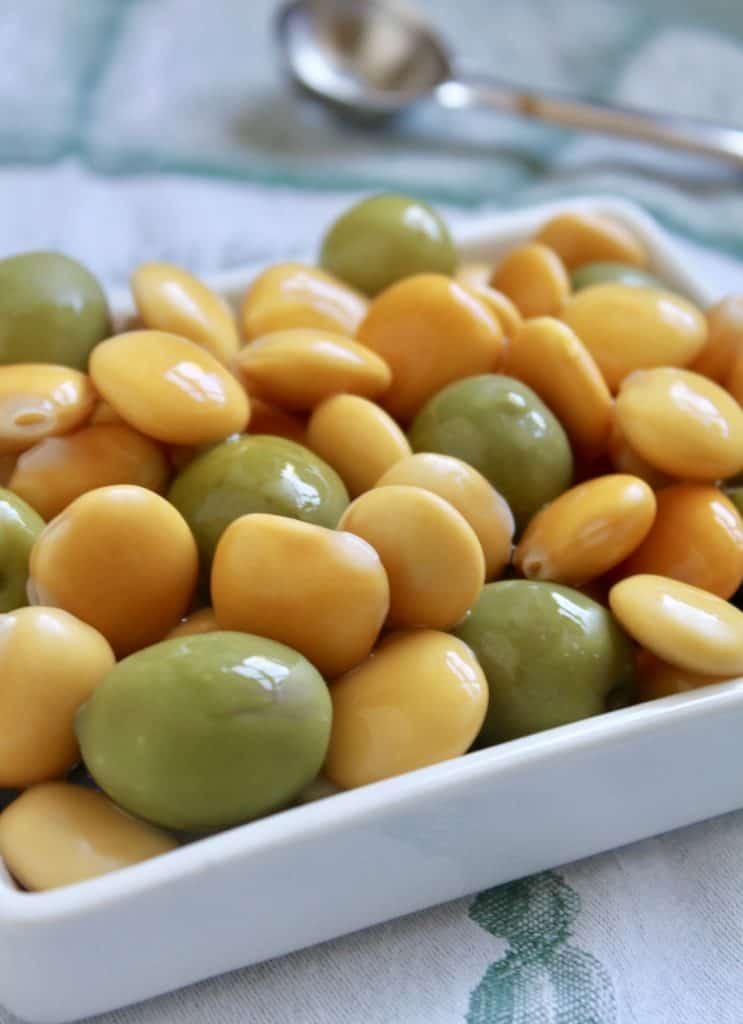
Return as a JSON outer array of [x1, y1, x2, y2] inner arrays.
[[1, 197, 738, 1024]]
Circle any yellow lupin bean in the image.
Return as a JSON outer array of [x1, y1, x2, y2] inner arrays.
[[9, 423, 170, 521], [490, 242, 570, 318], [307, 394, 411, 497], [724, 348, 743, 406], [375, 453, 514, 580], [0, 607, 115, 787], [609, 574, 743, 675], [212, 514, 389, 678], [0, 783, 178, 891], [235, 329, 391, 411], [90, 330, 250, 445], [535, 211, 648, 269], [635, 649, 735, 702], [324, 630, 488, 789], [514, 474, 656, 586], [0, 365, 95, 455], [338, 485, 485, 629], [356, 274, 503, 422], [131, 261, 240, 364], [561, 284, 707, 392], [29, 485, 198, 657], [166, 607, 219, 639], [459, 282, 523, 339], [607, 420, 672, 490], [246, 397, 307, 445], [88, 399, 124, 426], [241, 262, 368, 340], [618, 484, 743, 599], [615, 367, 743, 481], [505, 317, 613, 458], [691, 294, 743, 381]]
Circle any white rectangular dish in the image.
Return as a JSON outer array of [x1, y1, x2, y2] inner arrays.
[[1, 197, 739, 1024]]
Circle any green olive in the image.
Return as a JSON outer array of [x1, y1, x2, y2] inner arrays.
[[76, 632, 332, 832], [319, 194, 456, 296], [0, 487, 44, 612], [455, 580, 635, 744], [168, 434, 348, 572], [0, 252, 111, 369], [408, 375, 573, 529], [569, 262, 664, 292]]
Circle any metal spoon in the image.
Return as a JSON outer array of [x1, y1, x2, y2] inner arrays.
[[276, 0, 743, 168]]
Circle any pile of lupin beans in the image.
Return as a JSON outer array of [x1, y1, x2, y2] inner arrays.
[[2, 196, 743, 893]]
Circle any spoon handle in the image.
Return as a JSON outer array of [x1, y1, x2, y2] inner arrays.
[[436, 76, 743, 168]]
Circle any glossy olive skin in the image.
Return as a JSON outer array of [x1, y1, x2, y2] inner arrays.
[[569, 262, 663, 292], [0, 488, 44, 612], [455, 581, 635, 744], [77, 632, 332, 832], [319, 194, 456, 296], [0, 252, 110, 369], [168, 435, 349, 570], [408, 375, 573, 529]]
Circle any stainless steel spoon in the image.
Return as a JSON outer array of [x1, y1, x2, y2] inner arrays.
[[276, 0, 743, 168]]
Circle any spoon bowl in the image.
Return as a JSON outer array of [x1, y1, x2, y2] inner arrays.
[[276, 0, 451, 117]]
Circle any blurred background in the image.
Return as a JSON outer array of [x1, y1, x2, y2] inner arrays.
[[1, 0, 742, 281]]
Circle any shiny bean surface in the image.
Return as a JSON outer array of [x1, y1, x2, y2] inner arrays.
[[618, 485, 743, 599], [505, 317, 613, 458], [338, 485, 485, 629], [607, 420, 672, 490], [29, 485, 198, 657], [535, 212, 648, 269], [561, 285, 707, 391], [324, 630, 487, 789], [90, 330, 250, 445], [490, 242, 570, 318], [515, 474, 656, 586], [691, 294, 743, 381], [0, 782, 178, 891], [375, 453, 514, 580], [615, 367, 743, 481], [0, 607, 114, 787], [459, 282, 523, 339], [246, 397, 307, 445], [235, 329, 391, 411], [0, 365, 95, 455], [9, 424, 170, 521], [132, 262, 240, 364], [609, 574, 743, 675], [356, 274, 503, 422], [635, 649, 735, 702], [307, 394, 411, 497], [212, 515, 389, 678], [240, 262, 368, 340], [724, 348, 743, 405]]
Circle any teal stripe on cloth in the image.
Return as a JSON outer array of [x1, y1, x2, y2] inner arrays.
[[1, 0, 742, 255]]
